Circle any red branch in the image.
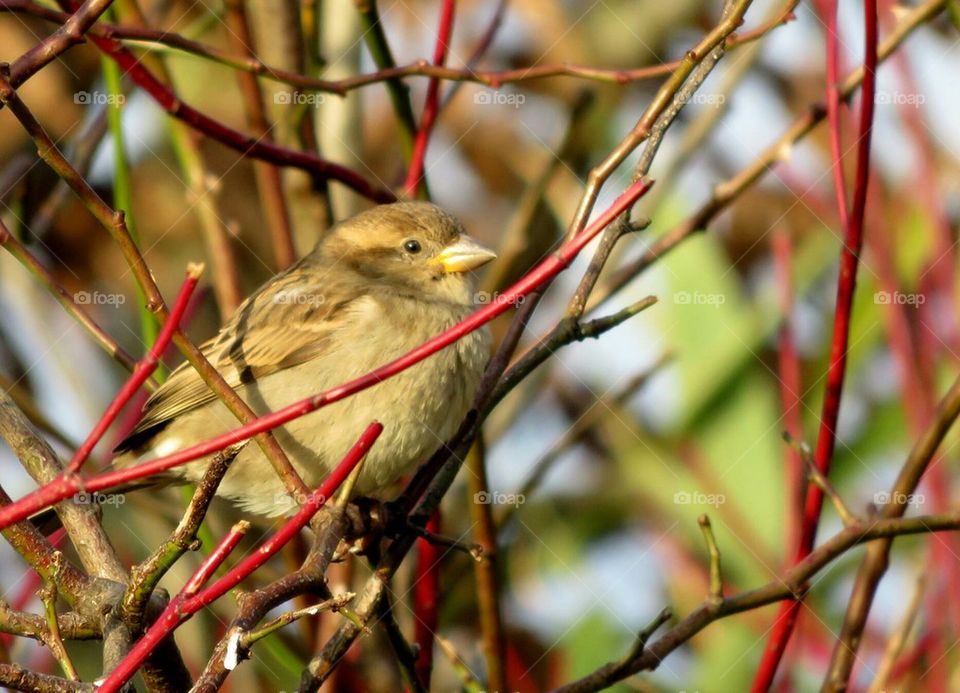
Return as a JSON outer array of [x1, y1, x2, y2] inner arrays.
[[413, 511, 442, 687], [51, 0, 395, 203], [751, 1, 878, 689], [0, 178, 653, 530], [96, 421, 382, 693], [66, 265, 202, 474], [403, 0, 456, 197]]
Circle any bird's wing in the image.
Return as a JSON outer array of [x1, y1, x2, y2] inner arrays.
[[115, 271, 365, 453]]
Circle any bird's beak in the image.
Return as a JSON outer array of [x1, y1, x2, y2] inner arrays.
[[430, 235, 497, 273]]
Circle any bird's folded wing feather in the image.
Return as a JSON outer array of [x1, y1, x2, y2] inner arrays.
[[115, 272, 364, 453]]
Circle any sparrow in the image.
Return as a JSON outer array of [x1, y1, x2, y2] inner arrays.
[[113, 202, 496, 517]]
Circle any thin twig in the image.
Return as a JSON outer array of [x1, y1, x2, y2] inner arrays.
[[223, 0, 297, 270], [37, 555, 79, 680], [466, 441, 506, 693], [551, 509, 960, 693], [590, 0, 945, 315], [865, 573, 926, 693], [0, 0, 795, 95], [698, 515, 724, 604], [242, 594, 355, 648], [379, 593, 427, 693]]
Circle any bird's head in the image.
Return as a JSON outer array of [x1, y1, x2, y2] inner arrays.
[[316, 202, 497, 303]]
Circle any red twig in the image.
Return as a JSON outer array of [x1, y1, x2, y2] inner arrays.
[[820, 0, 851, 232], [751, 1, 878, 688], [66, 264, 203, 474], [403, 0, 456, 197], [0, 178, 653, 530], [413, 512, 442, 688], [96, 421, 382, 693]]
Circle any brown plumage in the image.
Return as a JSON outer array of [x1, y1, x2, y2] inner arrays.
[[114, 202, 496, 516]]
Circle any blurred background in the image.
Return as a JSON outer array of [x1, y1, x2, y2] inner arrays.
[[2, 0, 960, 691]]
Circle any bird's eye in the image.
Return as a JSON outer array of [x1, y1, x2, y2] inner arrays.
[[403, 239, 422, 254]]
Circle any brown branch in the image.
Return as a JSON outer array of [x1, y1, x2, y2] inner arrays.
[[0, 387, 190, 693], [492, 296, 659, 407], [223, 0, 297, 270], [0, 662, 93, 692], [5, 0, 113, 86], [466, 440, 506, 693], [0, 390, 126, 584], [0, 600, 99, 641], [562, 0, 754, 244], [552, 510, 960, 693], [0, 484, 120, 623], [591, 0, 946, 313], [120, 446, 242, 630], [865, 573, 925, 693], [378, 593, 427, 693], [825, 351, 960, 689], [0, 0, 794, 95], [191, 506, 353, 691]]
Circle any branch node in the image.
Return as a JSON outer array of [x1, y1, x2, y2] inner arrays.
[[621, 607, 672, 665], [784, 431, 859, 527]]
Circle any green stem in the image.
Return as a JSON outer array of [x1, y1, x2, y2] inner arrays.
[[101, 51, 160, 352], [354, 0, 417, 158]]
